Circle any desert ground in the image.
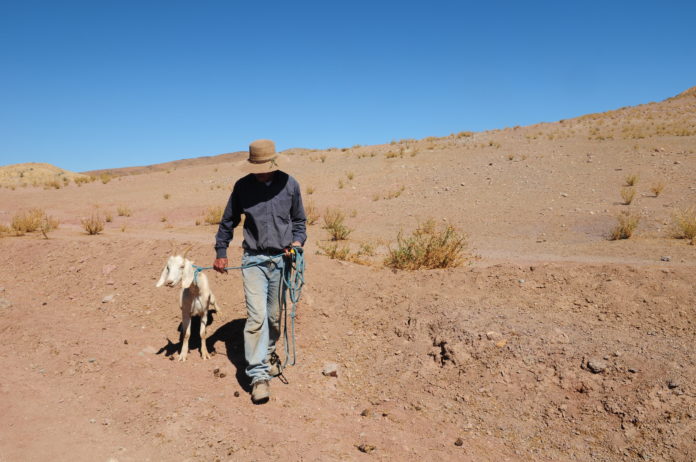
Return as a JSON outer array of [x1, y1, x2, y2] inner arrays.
[[0, 88, 695, 461]]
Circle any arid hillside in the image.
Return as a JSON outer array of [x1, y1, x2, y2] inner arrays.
[[0, 88, 694, 462]]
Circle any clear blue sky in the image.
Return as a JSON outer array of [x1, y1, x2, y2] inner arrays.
[[1, 1, 694, 172]]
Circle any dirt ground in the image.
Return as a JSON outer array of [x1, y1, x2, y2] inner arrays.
[[0, 89, 695, 461]]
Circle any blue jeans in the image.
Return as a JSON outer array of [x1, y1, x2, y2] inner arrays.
[[241, 251, 286, 384]]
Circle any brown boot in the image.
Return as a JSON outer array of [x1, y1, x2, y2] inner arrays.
[[251, 380, 270, 404]]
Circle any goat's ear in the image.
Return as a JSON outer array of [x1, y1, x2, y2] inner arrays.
[[182, 260, 195, 289], [155, 264, 168, 287]]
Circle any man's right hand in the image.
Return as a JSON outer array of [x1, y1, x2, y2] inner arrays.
[[213, 258, 228, 274]]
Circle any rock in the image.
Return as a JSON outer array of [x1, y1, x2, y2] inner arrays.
[[102, 264, 117, 275], [102, 295, 115, 303], [660, 256, 671, 262], [322, 362, 339, 377], [360, 408, 372, 417], [667, 379, 679, 389], [560, 193, 568, 197], [123, 339, 128, 345], [357, 444, 376, 453], [485, 331, 502, 341], [586, 358, 608, 374], [0, 298, 12, 309], [454, 437, 464, 447], [234, 391, 240, 397]]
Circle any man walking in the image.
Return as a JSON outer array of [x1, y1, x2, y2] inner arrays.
[[213, 139, 307, 404]]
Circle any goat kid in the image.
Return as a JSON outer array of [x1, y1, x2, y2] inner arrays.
[[156, 248, 220, 361]]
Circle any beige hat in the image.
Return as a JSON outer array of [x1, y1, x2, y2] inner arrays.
[[239, 139, 287, 174]]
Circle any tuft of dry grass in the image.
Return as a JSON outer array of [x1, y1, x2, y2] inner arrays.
[[346, 172, 354, 180], [384, 219, 468, 270], [203, 205, 224, 225], [11, 208, 58, 236], [0, 223, 10, 236], [318, 242, 351, 260], [322, 208, 352, 241], [305, 201, 319, 225], [117, 206, 132, 217], [671, 207, 696, 242], [105, 212, 113, 223], [384, 185, 405, 200], [306, 186, 315, 195], [81, 212, 104, 235], [650, 182, 665, 197], [338, 179, 344, 189], [100, 174, 112, 184], [164, 193, 171, 200], [609, 211, 640, 240], [620, 187, 636, 205], [625, 174, 639, 186]]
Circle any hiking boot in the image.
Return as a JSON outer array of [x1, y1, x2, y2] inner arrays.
[[251, 380, 270, 404]]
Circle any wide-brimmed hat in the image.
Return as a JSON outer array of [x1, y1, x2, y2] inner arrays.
[[239, 139, 287, 174]]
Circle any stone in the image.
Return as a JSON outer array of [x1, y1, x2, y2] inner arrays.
[[102, 295, 115, 303], [0, 298, 12, 309], [234, 391, 240, 397], [454, 437, 464, 447], [486, 331, 502, 341], [660, 256, 671, 262], [322, 362, 339, 377], [360, 408, 372, 417], [667, 379, 679, 389], [586, 358, 608, 374], [102, 264, 117, 275], [357, 444, 376, 453]]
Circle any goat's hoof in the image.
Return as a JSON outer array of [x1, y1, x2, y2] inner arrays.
[[178, 355, 187, 362], [201, 353, 211, 360]]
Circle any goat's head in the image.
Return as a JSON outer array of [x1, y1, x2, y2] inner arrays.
[[156, 245, 195, 289]]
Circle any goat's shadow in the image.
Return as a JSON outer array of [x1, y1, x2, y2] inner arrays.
[[157, 315, 251, 392]]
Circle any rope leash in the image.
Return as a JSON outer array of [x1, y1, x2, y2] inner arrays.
[[192, 248, 305, 371]]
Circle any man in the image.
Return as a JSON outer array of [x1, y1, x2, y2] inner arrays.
[[213, 139, 306, 404]]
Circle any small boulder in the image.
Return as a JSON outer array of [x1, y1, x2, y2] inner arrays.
[[485, 331, 502, 341], [102, 295, 115, 303], [454, 437, 464, 447], [586, 358, 608, 374], [322, 362, 339, 377], [357, 444, 376, 453]]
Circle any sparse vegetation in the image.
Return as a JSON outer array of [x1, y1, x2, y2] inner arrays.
[[203, 205, 224, 225], [164, 193, 171, 200], [322, 208, 352, 241], [385, 219, 468, 270], [338, 179, 344, 189], [346, 172, 354, 180], [318, 242, 351, 260], [11, 208, 58, 236], [384, 185, 405, 200], [100, 173, 112, 184], [117, 206, 132, 217], [650, 182, 665, 197], [320, 154, 327, 163], [306, 186, 315, 195], [610, 211, 640, 240], [160, 216, 167, 223], [81, 212, 105, 235], [305, 201, 319, 225], [625, 174, 639, 186], [620, 187, 636, 205], [671, 207, 696, 242]]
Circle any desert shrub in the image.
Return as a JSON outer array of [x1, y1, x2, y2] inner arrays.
[[620, 187, 636, 205], [322, 208, 352, 241], [100, 173, 112, 184], [625, 174, 639, 186], [203, 205, 224, 225], [117, 206, 132, 217], [305, 201, 319, 225], [456, 131, 474, 138], [671, 207, 696, 241], [346, 172, 354, 180], [105, 212, 113, 223], [338, 179, 344, 189], [384, 185, 405, 200], [306, 186, 315, 195], [44, 179, 61, 189], [164, 193, 171, 199], [650, 182, 665, 197], [11, 208, 58, 236], [0, 223, 10, 236], [385, 219, 468, 270], [610, 211, 640, 240], [318, 242, 351, 260], [81, 212, 105, 235]]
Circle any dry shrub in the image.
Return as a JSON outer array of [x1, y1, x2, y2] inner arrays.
[[671, 207, 696, 242], [346, 172, 354, 180], [620, 187, 636, 205], [306, 186, 315, 195], [203, 205, 224, 225], [610, 211, 640, 240], [322, 208, 352, 241], [117, 206, 132, 217], [385, 219, 468, 270], [164, 193, 171, 200], [625, 174, 639, 186], [650, 182, 665, 197], [0, 223, 10, 236], [11, 208, 58, 236], [318, 242, 351, 260], [81, 212, 104, 235], [100, 174, 112, 184], [105, 212, 113, 223], [305, 201, 319, 225], [43, 179, 61, 189]]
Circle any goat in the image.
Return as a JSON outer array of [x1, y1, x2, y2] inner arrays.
[[156, 245, 220, 361]]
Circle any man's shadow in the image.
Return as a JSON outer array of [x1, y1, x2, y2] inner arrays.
[[157, 316, 251, 392]]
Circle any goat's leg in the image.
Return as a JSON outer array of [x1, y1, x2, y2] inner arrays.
[[199, 311, 210, 360], [179, 312, 192, 362]]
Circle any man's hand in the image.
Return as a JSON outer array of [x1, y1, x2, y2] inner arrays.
[[213, 258, 228, 274], [284, 241, 302, 257]]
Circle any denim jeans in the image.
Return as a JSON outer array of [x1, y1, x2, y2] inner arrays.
[[241, 251, 286, 384]]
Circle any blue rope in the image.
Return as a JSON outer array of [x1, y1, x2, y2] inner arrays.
[[192, 247, 305, 371]]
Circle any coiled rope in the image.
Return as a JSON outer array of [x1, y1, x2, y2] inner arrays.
[[192, 247, 305, 371]]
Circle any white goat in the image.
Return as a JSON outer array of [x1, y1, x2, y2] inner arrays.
[[156, 246, 220, 361]]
